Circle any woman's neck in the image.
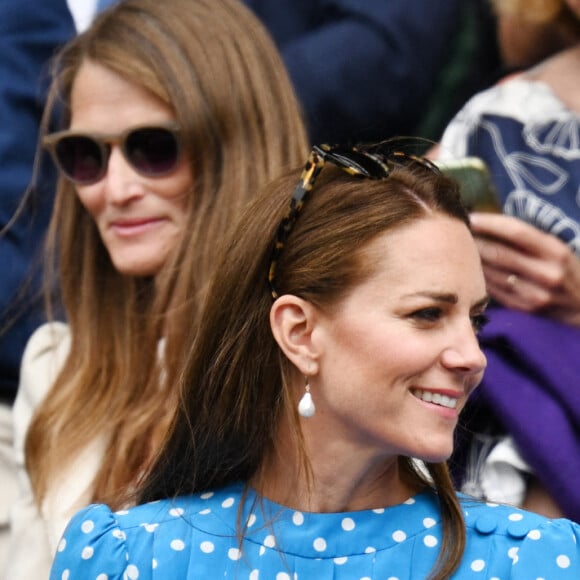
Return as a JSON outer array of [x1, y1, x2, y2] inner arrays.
[[251, 420, 423, 513], [527, 44, 580, 113]]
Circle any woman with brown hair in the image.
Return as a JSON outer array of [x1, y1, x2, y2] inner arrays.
[[53, 145, 580, 579], [6, 0, 308, 576]]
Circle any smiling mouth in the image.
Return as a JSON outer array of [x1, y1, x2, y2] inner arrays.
[[109, 217, 165, 236], [112, 217, 162, 228], [411, 389, 458, 409]]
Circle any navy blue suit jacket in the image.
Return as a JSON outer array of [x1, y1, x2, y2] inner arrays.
[[0, 0, 75, 400], [243, 0, 464, 143]]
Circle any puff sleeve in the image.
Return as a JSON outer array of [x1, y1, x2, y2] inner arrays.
[[49, 504, 139, 580]]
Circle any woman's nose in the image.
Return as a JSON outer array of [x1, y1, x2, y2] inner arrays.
[[440, 325, 487, 375], [103, 145, 145, 204]]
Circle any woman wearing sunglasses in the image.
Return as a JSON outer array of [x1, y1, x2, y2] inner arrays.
[[51, 145, 580, 579], [6, 0, 307, 577]]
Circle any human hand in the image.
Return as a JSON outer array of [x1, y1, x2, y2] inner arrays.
[[469, 212, 580, 326]]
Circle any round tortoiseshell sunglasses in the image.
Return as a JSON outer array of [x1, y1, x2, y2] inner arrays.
[[43, 123, 181, 185]]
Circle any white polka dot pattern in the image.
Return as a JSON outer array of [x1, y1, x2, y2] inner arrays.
[[124, 564, 139, 579], [313, 537, 326, 552], [423, 517, 436, 529], [170, 539, 185, 551], [557, 555, 571, 568], [341, 517, 355, 531], [112, 529, 126, 540], [49, 485, 580, 579]]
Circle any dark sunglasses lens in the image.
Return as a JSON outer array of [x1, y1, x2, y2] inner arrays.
[[55, 136, 104, 184], [125, 127, 179, 175]]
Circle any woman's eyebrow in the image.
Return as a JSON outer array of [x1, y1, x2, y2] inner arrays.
[[403, 293, 490, 308], [405, 292, 458, 304]]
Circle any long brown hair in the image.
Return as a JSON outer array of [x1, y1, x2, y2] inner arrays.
[[491, 0, 562, 21], [139, 160, 472, 580], [26, 0, 308, 508]]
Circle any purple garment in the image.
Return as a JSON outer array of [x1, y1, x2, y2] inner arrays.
[[478, 304, 580, 521], [439, 76, 580, 521]]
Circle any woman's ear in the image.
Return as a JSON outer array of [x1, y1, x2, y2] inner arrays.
[[270, 295, 320, 375]]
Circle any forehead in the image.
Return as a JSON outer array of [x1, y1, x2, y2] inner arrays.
[[355, 214, 485, 298], [69, 60, 173, 129]]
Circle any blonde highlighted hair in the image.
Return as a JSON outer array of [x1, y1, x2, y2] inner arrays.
[[26, 0, 308, 509], [490, 0, 563, 22]]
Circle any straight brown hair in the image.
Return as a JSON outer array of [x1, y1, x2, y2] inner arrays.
[[139, 162, 472, 580], [26, 0, 308, 508]]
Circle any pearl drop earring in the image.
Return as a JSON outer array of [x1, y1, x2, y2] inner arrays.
[[298, 378, 315, 418]]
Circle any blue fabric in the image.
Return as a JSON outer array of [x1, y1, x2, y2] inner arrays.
[[465, 113, 580, 249], [0, 0, 75, 400], [242, 0, 464, 144], [51, 482, 580, 578]]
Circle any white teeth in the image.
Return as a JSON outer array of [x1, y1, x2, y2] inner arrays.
[[440, 395, 454, 408], [412, 389, 458, 409]]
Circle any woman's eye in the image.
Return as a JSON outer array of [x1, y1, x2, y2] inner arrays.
[[471, 313, 489, 334], [411, 307, 442, 322]]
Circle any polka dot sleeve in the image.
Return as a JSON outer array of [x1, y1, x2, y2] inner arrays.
[[49, 504, 133, 580], [512, 517, 580, 578]]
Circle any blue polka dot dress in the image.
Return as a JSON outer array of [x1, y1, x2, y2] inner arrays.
[[50, 482, 580, 579]]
